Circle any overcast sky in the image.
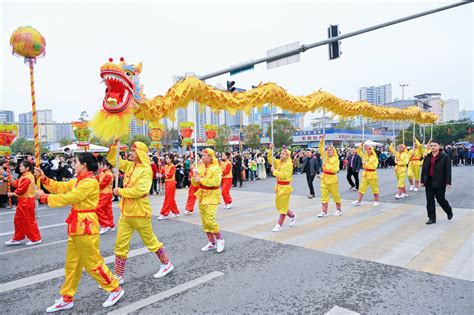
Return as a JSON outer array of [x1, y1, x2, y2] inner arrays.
[[1, 0, 472, 126]]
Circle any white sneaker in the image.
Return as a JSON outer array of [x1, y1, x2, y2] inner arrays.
[[102, 287, 124, 308], [157, 215, 169, 220], [100, 227, 109, 235], [46, 298, 74, 313], [184, 210, 193, 215], [153, 262, 174, 278], [201, 242, 217, 252], [25, 240, 42, 246], [226, 203, 232, 210], [169, 213, 176, 218], [373, 201, 380, 206], [317, 211, 327, 217], [334, 210, 342, 216], [109, 226, 116, 232], [409, 185, 414, 191], [174, 213, 181, 217], [289, 214, 297, 227], [216, 239, 225, 253], [4, 239, 24, 246], [272, 224, 282, 232], [394, 194, 401, 199], [413, 187, 419, 192], [352, 200, 361, 206], [401, 193, 409, 198]]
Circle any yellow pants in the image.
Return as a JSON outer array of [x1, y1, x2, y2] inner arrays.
[[199, 204, 219, 233], [275, 194, 291, 214], [408, 164, 421, 181], [114, 215, 163, 259], [359, 177, 379, 194], [321, 182, 341, 204], [60, 235, 119, 298], [395, 168, 407, 188]]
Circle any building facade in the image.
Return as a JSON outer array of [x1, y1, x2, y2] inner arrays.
[[0, 110, 14, 124], [359, 84, 393, 105]]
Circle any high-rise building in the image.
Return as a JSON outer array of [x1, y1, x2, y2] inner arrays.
[[18, 109, 55, 142], [0, 110, 14, 124], [359, 84, 393, 105], [413, 93, 443, 123], [129, 116, 148, 137], [55, 123, 74, 142], [441, 99, 460, 122]]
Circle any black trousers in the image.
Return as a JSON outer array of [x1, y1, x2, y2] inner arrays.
[[306, 173, 316, 196], [150, 179, 158, 194], [346, 168, 359, 189], [425, 183, 452, 221], [233, 169, 243, 187]]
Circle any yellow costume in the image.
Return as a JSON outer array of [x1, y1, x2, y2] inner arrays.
[[267, 149, 293, 215], [319, 138, 342, 213], [192, 149, 222, 234], [357, 145, 379, 197], [389, 142, 409, 190], [107, 142, 170, 279], [408, 137, 423, 182], [41, 172, 119, 299]]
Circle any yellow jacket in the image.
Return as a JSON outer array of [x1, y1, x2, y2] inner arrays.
[[267, 150, 293, 195], [43, 172, 100, 236], [192, 162, 222, 205], [320, 138, 339, 185], [107, 145, 152, 218], [389, 142, 409, 173], [408, 138, 423, 166], [357, 146, 378, 180]]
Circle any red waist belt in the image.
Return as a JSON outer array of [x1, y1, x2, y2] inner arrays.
[[411, 158, 421, 161], [66, 209, 96, 234], [364, 169, 376, 172], [277, 180, 290, 185], [199, 184, 219, 190], [323, 171, 336, 175]]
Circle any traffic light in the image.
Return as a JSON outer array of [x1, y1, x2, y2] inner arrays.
[[227, 81, 236, 92], [328, 24, 341, 60]]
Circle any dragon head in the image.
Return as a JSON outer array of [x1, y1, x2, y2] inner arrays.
[[100, 57, 144, 113]]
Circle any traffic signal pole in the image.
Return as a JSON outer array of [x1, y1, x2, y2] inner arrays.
[[198, 1, 470, 81]]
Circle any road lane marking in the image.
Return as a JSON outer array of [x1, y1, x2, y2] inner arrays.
[[0, 212, 59, 223], [326, 305, 360, 315], [107, 271, 224, 315], [0, 246, 149, 293], [0, 239, 69, 256], [0, 223, 66, 237]]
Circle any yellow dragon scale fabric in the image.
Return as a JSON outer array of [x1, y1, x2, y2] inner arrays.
[[134, 77, 437, 124]]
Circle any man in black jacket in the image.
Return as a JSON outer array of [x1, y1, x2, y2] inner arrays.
[[346, 148, 362, 191], [301, 149, 320, 199], [421, 140, 453, 225]]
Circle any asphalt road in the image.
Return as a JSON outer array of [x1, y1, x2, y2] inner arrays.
[[0, 166, 472, 314], [239, 166, 473, 209]]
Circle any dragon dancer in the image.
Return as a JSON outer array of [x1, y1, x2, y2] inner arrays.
[[35, 153, 123, 312], [220, 152, 233, 210], [5, 160, 42, 246], [96, 156, 115, 234], [108, 141, 174, 283], [352, 142, 380, 206], [408, 137, 423, 192], [158, 153, 180, 220], [267, 144, 297, 232], [184, 153, 205, 215], [317, 135, 342, 217], [192, 148, 225, 253], [389, 142, 409, 199]]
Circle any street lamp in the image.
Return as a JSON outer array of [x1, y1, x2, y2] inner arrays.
[[399, 83, 409, 144]]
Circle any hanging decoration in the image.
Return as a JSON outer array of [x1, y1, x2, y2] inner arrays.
[[179, 121, 194, 148], [0, 125, 18, 157], [204, 124, 218, 146], [72, 121, 91, 151], [148, 122, 165, 150]]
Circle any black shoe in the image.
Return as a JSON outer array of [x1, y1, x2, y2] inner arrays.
[[307, 195, 315, 199], [447, 212, 453, 220], [425, 220, 436, 225]]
